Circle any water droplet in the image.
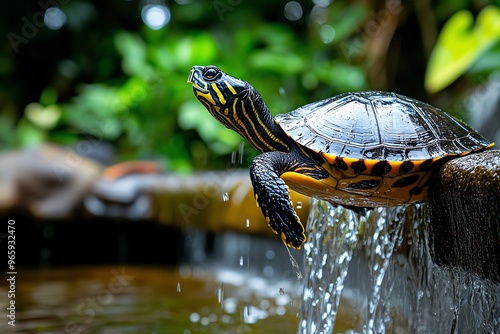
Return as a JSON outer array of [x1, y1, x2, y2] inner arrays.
[[319, 24, 336, 44], [218, 282, 224, 305], [177, 282, 181, 292], [296, 201, 303, 210], [285, 243, 302, 280], [231, 151, 237, 164], [263, 265, 274, 277], [190, 312, 200, 322], [265, 250, 275, 260], [279, 287, 285, 295], [289, 254, 299, 269], [222, 192, 229, 201], [239, 256, 244, 266], [245, 218, 250, 227], [238, 142, 245, 164]]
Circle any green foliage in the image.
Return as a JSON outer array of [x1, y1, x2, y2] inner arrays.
[[10, 2, 369, 170], [426, 5, 500, 93], [1, 1, 498, 170]]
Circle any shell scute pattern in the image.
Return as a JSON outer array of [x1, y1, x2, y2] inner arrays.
[[276, 91, 492, 162]]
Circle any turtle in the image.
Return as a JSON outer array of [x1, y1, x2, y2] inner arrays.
[[187, 65, 494, 249]]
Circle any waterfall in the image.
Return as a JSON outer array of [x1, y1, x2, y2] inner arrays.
[[298, 199, 500, 333]]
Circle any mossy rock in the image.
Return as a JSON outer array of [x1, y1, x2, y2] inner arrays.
[[429, 150, 500, 282]]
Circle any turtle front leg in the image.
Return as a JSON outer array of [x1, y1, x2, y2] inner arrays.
[[250, 151, 308, 249]]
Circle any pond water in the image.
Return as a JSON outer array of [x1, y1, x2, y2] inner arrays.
[[3, 203, 498, 333], [0, 265, 301, 333]]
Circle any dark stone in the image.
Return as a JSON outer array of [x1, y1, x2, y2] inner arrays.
[[429, 150, 500, 283]]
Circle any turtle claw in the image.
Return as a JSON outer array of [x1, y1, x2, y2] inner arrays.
[[257, 192, 306, 249], [271, 210, 306, 249]]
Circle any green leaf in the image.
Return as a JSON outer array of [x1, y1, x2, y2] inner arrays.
[[64, 84, 123, 140], [114, 31, 148, 76], [425, 6, 500, 93], [329, 2, 369, 43], [17, 119, 46, 147], [40, 87, 58, 106], [24, 103, 61, 130], [178, 100, 241, 154], [250, 50, 305, 74], [174, 33, 218, 67]]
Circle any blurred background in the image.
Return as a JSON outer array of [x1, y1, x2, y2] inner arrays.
[[1, 0, 500, 333], [2, 0, 499, 169]]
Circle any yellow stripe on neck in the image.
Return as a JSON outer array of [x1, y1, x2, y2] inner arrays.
[[224, 80, 237, 95], [211, 83, 226, 105]]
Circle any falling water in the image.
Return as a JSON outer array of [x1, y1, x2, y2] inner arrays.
[[299, 200, 361, 334], [298, 199, 500, 334]]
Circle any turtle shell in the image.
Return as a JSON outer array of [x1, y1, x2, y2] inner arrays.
[[276, 91, 491, 161]]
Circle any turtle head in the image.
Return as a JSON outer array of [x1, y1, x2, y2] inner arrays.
[[188, 65, 291, 153], [188, 65, 251, 129]]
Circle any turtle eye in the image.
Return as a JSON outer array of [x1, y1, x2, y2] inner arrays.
[[202, 66, 221, 81]]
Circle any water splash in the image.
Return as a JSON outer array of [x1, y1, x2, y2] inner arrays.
[[286, 243, 303, 280], [298, 200, 500, 333], [362, 206, 406, 333], [299, 200, 361, 334]]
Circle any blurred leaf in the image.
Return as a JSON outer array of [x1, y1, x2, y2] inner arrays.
[[256, 24, 297, 48], [40, 87, 58, 106], [174, 33, 218, 67], [250, 50, 305, 74], [425, 6, 500, 92], [328, 2, 369, 43], [64, 84, 123, 140], [115, 31, 148, 76], [0, 114, 17, 149], [315, 62, 367, 91], [434, 0, 469, 21], [24, 103, 61, 130], [17, 119, 46, 147], [118, 76, 150, 111], [469, 39, 500, 74], [178, 100, 242, 154]]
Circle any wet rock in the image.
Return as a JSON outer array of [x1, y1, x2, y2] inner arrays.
[[83, 167, 311, 233], [148, 170, 311, 237], [0, 145, 310, 237], [429, 150, 500, 282], [84, 173, 159, 219], [0, 144, 103, 219]]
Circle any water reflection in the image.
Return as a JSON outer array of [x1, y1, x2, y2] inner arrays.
[[0, 266, 300, 333]]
